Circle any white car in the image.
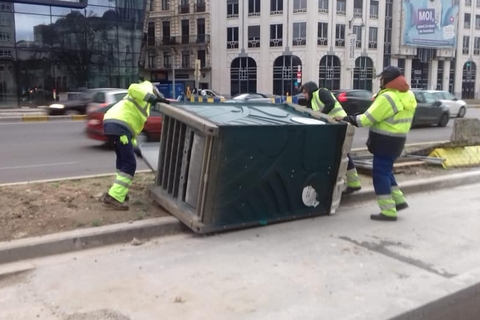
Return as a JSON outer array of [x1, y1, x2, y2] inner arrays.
[[426, 90, 467, 118], [192, 88, 225, 100], [86, 88, 128, 114]]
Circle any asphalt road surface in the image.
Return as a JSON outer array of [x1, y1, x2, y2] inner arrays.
[[1, 108, 479, 184]]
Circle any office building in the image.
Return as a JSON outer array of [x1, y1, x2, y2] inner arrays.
[[0, 0, 147, 107]]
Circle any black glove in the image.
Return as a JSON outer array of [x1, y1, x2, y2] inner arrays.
[[156, 97, 171, 104], [342, 115, 359, 127]]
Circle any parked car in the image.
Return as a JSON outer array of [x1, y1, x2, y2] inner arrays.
[[331, 89, 374, 115], [424, 90, 467, 118], [412, 90, 450, 127], [86, 88, 128, 114], [86, 104, 163, 145], [224, 93, 273, 104]]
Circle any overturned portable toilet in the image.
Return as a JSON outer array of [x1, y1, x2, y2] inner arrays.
[[148, 102, 354, 234]]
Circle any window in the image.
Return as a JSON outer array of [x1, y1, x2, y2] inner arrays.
[[150, 0, 155, 11], [0, 15, 8, 26], [353, 26, 362, 48], [317, 22, 328, 46], [147, 22, 155, 46], [354, 0, 363, 17], [370, 0, 378, 18], [0, 50, 11, 57], [0, 32, 10, 42], [465, 13, 471, 29], [180, 0, 189, 14], [466, 0, 472, 5], [248, 25, 260, 48], [270, 24, 283, 47], [336, 0, 346, 15], [93, 92, 106, 103], [476, 15, 480, 29], [148, 53, 156, 68], [475, 37, 480, 55], [368, 27, 377, 49], [163, 52, 172, 68], [293, 22, 306, 46], [248, 0, 260, 16], [181, 19, 189, 44], [0, 4, 11, 11], [195, 0, 206, 13], [227, 0, 239, 17], [162, 21, 171, 44], [293, 0, 307, 13], [463, 36, 470, 54], [197, 18, 206, 42], [197, 50, 206, 67], [227, 27, 239, 49], [318, 0, 328, 12], [271, 0, 283, 14], [162, 0, 169, 10], [182, 51, 190, 68], [335, 24, 345, 47]]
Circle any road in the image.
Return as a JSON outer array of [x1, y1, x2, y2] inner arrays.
[[1, 109, 479, 184], [2, 183, 480, 319]]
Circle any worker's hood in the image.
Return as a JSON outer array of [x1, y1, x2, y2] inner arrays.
[[384, 75, 416, 112]]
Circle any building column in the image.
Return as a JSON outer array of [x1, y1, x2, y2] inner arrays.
[[427, 60, 438, 90], [454, 59, 463, 97], [404, 58, 412, 84], [442, 60, 451, 92]]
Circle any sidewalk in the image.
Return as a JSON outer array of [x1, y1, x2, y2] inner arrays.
[[1, 183, 479, 320]]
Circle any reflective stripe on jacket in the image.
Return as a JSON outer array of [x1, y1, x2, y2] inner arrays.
[[103, 81, 155, 137], [355, 89, 417, 137], [311, 90, 347, 117]]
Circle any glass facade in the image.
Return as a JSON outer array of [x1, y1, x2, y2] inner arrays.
[[0, 0, 146, 107]]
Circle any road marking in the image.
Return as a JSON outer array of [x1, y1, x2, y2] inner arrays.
[[0, 169, 151, 187], [0, 162, 77, 171]]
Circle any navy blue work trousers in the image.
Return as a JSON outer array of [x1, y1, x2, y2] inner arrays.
[[372, 154, 398, 196], [347, 154, 355, 170], [108, 135, 137, 177]]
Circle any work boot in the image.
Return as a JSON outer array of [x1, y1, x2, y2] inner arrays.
[[370, 213, 397, 222], [343, 186, 361, 195], [102, 193, 129, 211], [396, 202, 409, 211]]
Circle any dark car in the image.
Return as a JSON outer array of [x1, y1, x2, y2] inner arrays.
[[47, 90, 98, 115], [331, 89, 374, 115], [412, 90, 450, 127]]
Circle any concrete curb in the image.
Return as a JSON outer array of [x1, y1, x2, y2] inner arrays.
[[0, 114, 86, 123], [0, 217, 187, 265], [340, 169, 480, 206], [1, 170, 479, 265]]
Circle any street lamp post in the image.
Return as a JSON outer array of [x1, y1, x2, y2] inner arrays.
[[347, 16, 365, 88]]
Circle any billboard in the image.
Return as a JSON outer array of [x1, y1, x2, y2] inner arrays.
[[402, 0, 459, 48]]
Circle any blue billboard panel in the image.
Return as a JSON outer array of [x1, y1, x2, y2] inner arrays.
[[402, 0, 459, 48]]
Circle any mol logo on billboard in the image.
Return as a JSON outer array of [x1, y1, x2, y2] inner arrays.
[[402, 0, 459, 48]]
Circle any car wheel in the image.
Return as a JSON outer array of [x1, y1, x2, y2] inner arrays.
[[438, 113, 449, 127], [457, 106, 466, 118], [65, 110, 80, 115]]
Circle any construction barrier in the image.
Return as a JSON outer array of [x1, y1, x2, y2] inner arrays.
[[189, 96, 225, 103], [429, 146, 480, 169]]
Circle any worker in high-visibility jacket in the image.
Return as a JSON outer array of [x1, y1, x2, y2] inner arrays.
[[102, 80, 171, 210], [301, 82, 362, 195], [335, 66, 417, 221]]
